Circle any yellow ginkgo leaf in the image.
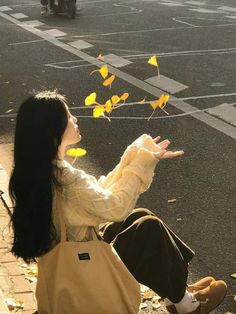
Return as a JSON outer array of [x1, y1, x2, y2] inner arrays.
[[120, 92, 129, 102], [66, 148, 87, 157], [148, 55, 158, 67], [150, 98, 163, 110], [105, 100, 112, 113], [103, 74, 115, 87], [111, 95, 120, 104], [162, 95, 170, 107], [93, 106, 105, 118], [99, 65, 108, 79], [85, 92, 97, 106]]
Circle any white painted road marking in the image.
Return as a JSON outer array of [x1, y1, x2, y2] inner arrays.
[[159, 2, 185, 6], [225, 16, 236, 20], [0, 6, 12, 12], [185, 1, 205, 5], [103, 54, 132, 67], [0, 11, 236, 140], [207, 104, 236, 127], [189, 8, 222, 13], [68, 40, 94, 50], [218, 6, 236, 13], [10, 13, 28, 19], [22, 20, 45, 27], [44, 29, 67, 37], [145, 75, 188, 94]]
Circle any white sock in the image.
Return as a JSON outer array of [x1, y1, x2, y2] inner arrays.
[[174, 291, 200, 314]]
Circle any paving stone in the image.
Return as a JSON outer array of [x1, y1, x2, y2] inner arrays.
[[5, 262, 25, 276], [0, 249, 17, 263], [13, 292, 36, 311], [11, 276, 32, 294]]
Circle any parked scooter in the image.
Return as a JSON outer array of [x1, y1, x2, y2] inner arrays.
[[49, 0, 76, 18]]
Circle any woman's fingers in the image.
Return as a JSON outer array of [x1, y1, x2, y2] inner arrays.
[[153, 136, 161, 143], [154, 150, 184, 160], [158, 139, 171, 149]]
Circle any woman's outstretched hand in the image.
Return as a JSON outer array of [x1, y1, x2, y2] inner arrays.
[[153, 136, 184, 160]]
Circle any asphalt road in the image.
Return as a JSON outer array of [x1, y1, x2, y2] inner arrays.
[[0, 0, 236, 313]]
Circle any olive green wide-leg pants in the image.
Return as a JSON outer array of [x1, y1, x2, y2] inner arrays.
[[101, 208, 195, 303]]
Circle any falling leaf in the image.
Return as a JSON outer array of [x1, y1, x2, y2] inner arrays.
[[168, 199, 177, 203], [143, 291, 154, 300], [231, 273, 236, 279], [85, 92, 97, 106], [138, 98, 146, 104], [103, 74, 115, 87], [162, 95, 170, 107], [111, 95, 120, 104], [149, 94, 170, 120], [148, 55, 160, 76], [120, 92, 129, 102], [150, 98, 163, 110], [66, 148, 87, 157], [90, 65, 108, 79], [148, 55, 158, 67], [99, 65, 108, 79], [105, 100, 112, 113], [93, 106, 105, 118]]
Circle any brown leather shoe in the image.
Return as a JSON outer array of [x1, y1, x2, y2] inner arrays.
[[166, 279, 226, 314], [187, 276, 215, 293]]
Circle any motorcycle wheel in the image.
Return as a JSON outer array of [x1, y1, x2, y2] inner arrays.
[[67, 0, 76, 18]]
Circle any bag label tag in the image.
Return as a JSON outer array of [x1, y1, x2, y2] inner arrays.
[[78, 252, 90, 261]]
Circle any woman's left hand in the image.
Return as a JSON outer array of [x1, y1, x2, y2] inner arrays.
[[153, 136, 184, 160]]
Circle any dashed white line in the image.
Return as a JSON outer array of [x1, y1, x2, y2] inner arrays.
[[0, 6, 12, 12], [145, 75, 188, 94], [68, 40, 94, 50], [44, 29, 67, 37], [10, 13, 28, 19]]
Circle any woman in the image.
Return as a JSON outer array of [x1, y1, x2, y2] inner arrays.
[[9, 90, 226, 314]]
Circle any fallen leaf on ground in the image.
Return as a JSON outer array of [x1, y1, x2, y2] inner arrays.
[[143, 291, 154, 300], [5, 298, 24, 311], [153, 300, 161, 310], [168, 199, 177, 203], [139, 302, 148, 310], [230, 273, 236, 279]]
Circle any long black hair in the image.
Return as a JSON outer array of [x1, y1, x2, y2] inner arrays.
[[9, 91, 68, 263]]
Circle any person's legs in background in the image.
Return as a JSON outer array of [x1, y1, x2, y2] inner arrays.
[[41, 0, 49, 15]]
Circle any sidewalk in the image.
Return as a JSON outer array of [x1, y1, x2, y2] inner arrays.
[[0, 162, 37, 313]]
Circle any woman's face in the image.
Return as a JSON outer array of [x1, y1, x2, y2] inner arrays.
[[61, 104, 81, 146]]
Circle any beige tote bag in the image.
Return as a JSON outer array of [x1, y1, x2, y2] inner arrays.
[[36, 192, 141, 314]]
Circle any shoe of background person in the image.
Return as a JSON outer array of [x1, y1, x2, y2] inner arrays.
[[166, 279, 227, 314], [41, 6, 48, 16]]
